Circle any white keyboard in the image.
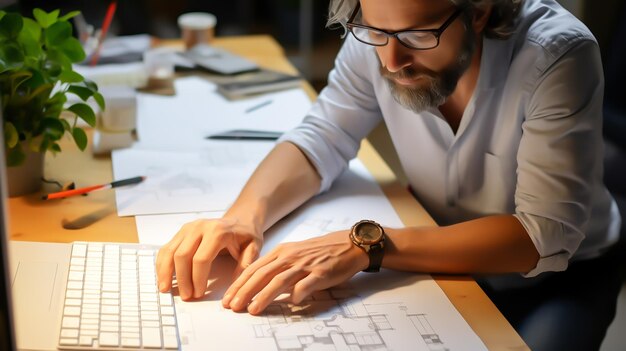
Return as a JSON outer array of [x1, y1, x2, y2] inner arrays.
[[58, 242, 180, 350]]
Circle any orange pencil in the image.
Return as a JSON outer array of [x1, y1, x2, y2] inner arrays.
[[42, 176, 145, 200]]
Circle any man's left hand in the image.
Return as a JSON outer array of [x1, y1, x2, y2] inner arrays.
[[221, 230, 369, 315]]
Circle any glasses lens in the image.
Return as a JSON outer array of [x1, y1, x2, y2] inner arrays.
[[351, 26, 387, 46], [397, 32, 438, 49]]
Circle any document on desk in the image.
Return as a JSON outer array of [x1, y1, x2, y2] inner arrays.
[[173, 259, 487, 351], [136, 76, 312, 148], [135, 160, 487, 350], [134, 160, 403, 247], [111, 143, 274, 216]]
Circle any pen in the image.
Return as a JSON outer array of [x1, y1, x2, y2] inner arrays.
[[206, 129, 282, 141], [90, 0, 117, 66], [245, 99, 272, 113], [42, 176, 145, 200]]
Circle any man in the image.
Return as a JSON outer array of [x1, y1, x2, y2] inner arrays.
[[157, 0, 622, 349]]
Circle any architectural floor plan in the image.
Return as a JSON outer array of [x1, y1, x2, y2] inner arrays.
[[253, 288, 448, 351]]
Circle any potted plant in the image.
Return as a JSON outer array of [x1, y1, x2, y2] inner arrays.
[[0, 8, 104, 196]]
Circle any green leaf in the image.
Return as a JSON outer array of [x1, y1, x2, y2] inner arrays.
[[58, 37, 85, 63], [9, 70, 33, 93], [83, 79, 98, 92], [0, 13, 24, 40], [46, 91, 67, 108], [32, 8, 47, 26], [40, 117, 65, 139], [17, 27, 42, 58], [45, 21, 72, 47], [0, 11, 6, 21], [72, 127, 87, 151], [67, 85, 93, 101], [60, 119, 71, 131], [67, 103, 96, 127], [18, 69, 40, 89], [22, 18, 41, 42], [6, 144, 26, 167], [50, 142, 62, 153], [59, 11, 80, 22], [0, 43, 24, 65], [27, 83, 53, 101], [4, 121, 19, 148], [37, 138, 49, 152], [93, 92, 105, 110], [33, 8, 59, 29], [58, 70, 84, 83], [46, 48, 72, 71], [49, 10, 60, 22]]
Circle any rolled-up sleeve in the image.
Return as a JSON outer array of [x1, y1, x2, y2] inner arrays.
[[278, 37, 384, 193], [515, 40, 605, 277]]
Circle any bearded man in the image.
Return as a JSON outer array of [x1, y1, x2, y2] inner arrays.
[[157, 1, 622, 349]]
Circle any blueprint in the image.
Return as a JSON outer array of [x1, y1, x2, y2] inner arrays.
[[252, 288, 449, 351], [172, 257, 487, 351]]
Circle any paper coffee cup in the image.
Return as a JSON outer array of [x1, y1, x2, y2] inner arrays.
[[178, 12, 217, 49]]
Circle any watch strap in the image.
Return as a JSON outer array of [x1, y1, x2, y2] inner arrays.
[[364, 242, 384, 273]]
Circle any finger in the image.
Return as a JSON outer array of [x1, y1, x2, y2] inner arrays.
[[225, 258, 283, 312], [191, 235, 226, 299], [247, 269, 308, 315], [223, 249, 276, 305], [231, 241, 260, 281], [173, 233, 203, 300], [291, 273, 324, 305], [156, 233, 186, 292]]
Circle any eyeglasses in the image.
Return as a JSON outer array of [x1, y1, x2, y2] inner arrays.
[[346, 3, 463, 50]]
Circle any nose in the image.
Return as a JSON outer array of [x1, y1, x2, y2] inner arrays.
[[378, 37, 413, 73]]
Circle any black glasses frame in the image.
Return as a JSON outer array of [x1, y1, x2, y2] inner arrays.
[[346, 3, 463, 50]]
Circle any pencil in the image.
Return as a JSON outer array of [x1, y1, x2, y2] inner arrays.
[[245, 100, 273, 113], [42, 176, 145, 200], [90, 0, 118, 66]]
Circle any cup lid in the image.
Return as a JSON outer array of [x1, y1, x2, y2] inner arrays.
[[178, 12, 217, 30]]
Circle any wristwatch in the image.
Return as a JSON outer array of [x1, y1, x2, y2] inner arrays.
[[349, 219, 385, 272]]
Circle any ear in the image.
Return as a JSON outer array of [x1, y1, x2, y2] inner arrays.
[[471, 4, 493, 33]]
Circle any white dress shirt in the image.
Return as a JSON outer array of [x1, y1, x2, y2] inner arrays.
[[279, 0, 621, 277]]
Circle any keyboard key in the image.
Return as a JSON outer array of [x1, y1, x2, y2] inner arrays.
[[121, 337, 141, 348], [61, 329, 79, 338], [62, 316, 79, 328], [98, 332, 119, 347], [59, 338, 78, 346], [79, 336, 94, 346], [141, 327, 162, 348]]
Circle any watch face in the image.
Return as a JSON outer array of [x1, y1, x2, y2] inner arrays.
[[356, 221, 383, 245]]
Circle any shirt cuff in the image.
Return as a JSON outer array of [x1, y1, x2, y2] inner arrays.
[[522, 252, 569, 277]]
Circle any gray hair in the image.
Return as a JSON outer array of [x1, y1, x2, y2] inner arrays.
[[327, 0, 523, 39]]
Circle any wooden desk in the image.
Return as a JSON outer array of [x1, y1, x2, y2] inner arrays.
[[8, 35, 528, 351]]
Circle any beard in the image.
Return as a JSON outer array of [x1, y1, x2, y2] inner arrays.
[[380, 24, 476, 113]]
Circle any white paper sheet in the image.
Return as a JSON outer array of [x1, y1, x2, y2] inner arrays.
[[134, 159, 405, 249], [134, 159, 487, 350], [136, 76, 312, 148], [173, 257, 487, 351], [112, 143, 274, 216]]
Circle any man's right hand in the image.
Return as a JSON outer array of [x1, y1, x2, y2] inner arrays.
[[155, 218, 262, 300]]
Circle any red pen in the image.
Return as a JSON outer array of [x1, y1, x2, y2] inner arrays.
[[42, 176, 145, 200], [90, 0, 118, 66]]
